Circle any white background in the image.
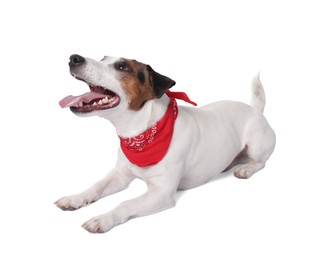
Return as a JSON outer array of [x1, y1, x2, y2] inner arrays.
[[1, 0, 325, 259]]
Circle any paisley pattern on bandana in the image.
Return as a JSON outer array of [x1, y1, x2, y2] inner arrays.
[[120, 124, 158, 152]]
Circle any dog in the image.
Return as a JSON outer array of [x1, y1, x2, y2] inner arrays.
[[55, 54, 276, 233]]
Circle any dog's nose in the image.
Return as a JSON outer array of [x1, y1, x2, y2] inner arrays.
[[69, 54, 85, 67]]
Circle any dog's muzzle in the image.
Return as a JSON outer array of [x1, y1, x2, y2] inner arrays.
[[59, 54, 120, 113]]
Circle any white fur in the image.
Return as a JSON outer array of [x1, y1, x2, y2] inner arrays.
[[55, 56, 276, 233]]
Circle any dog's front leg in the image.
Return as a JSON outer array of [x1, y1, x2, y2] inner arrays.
[[82, 174, 178, 233], [55, 167, 135, 211]]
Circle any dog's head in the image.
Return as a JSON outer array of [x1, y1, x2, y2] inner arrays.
[[59, 54, 175, 116]]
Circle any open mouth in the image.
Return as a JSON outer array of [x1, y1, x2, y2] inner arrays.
[[59, 79, 120, 113]]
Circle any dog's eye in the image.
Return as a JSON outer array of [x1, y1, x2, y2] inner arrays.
[[115, 61, 129, 72]]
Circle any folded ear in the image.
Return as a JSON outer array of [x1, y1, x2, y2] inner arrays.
[[147, 65, 176, 98]]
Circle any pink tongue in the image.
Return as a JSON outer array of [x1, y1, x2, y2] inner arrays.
[[59, 92, 108, 108]]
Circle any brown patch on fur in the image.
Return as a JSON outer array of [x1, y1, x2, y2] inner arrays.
[[116, 59, 155, 110]]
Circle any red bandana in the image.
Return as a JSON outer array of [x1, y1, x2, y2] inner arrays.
[[119, 91, 197, 167]]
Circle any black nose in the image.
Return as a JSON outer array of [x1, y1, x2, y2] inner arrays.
[[69, 54, 85, 67]]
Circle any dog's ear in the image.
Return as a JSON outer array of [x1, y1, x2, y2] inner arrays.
[[147, 65, 176, 98]]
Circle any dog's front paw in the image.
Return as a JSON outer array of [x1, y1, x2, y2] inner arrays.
[[54, 194, 93, 211], [82, 214, 115, 233]]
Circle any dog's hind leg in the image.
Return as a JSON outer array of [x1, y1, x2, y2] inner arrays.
[[55, 168, 135, 211], [232, 74, 276, 179], [233, 117, 276, 179], [233, 160, 266, 179]]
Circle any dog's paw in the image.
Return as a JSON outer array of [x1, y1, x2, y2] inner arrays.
[[234, 167, 252, 179], [54, 195, 93, 211], [82, 214, 114, 233]]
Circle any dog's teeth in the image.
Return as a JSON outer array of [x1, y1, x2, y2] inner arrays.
[[93, 102, 97, 106], [102, 97, 109, 104], [98, 100, 103, 105], [78, 102, 83, 107]]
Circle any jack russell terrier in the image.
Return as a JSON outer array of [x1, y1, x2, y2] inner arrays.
[[55, 54, 276, 233]]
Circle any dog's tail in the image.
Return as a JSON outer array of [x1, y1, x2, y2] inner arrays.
[[250, 72, 266, 113]]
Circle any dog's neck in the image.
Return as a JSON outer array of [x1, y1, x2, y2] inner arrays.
[[99, 94, 170, 137]]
